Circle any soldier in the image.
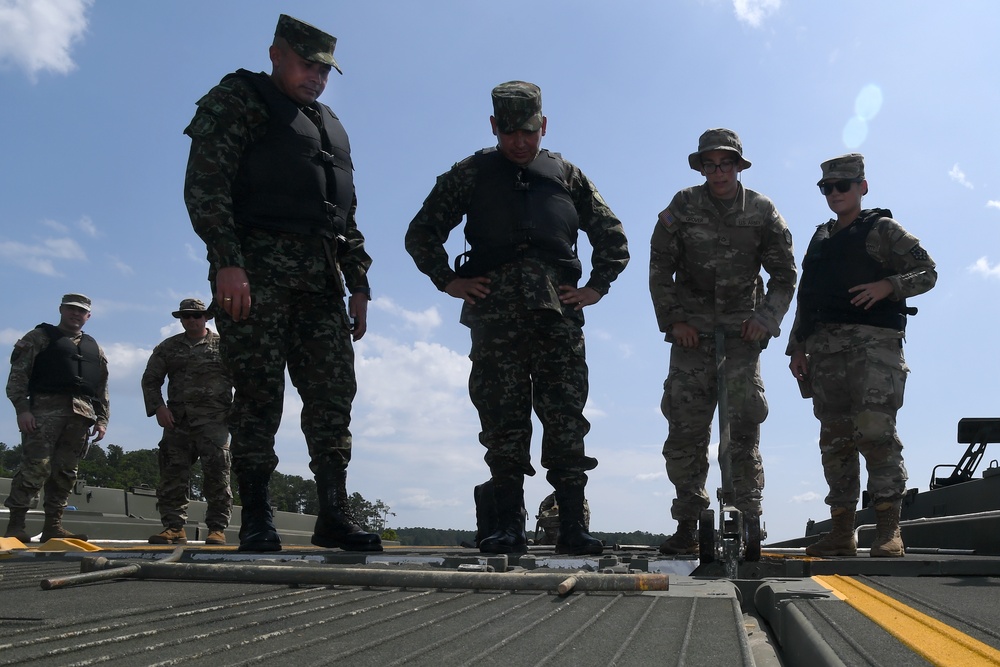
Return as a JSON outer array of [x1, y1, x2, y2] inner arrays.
[[649, 129, 796, 555], [405, 81, 629, 556], [788, 153, 936, 558], [3, 293, 109, 543], [141, 299, 233, 545], [183, 14, 381, 553]]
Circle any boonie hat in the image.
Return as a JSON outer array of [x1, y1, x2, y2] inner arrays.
[[492, 81, 543, 133], [275, 14, 342, 74], [172, 298, 210, 319], [688, 128, 752, 171], [61, 293, 91, 311], [818, 153, 865, 185]]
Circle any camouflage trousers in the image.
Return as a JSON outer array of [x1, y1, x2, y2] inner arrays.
[[469, 311, 596, 492], [3, 413, 91, 514], [156, 418, 232, 530], [808, 339, 908, 508], [215, 284, 356, 478], [661, 339, 768, 521]]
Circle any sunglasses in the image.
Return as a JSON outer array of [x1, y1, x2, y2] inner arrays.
[[702, 160, 736, 174], [819, 179, 861, 195], [180, 312, 205, 320]]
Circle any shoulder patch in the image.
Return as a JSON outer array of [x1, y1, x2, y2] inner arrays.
[[910, 244, 929, 261], [658, 208, 675, 228]]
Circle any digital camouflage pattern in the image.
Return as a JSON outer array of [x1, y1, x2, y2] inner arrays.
[[184, 70, 370, 478], [687, 128, 752, 171], [4, 327, 109, 513], [787, 210, 937, 508], [491, 81, 543, 133], [141, 329, 233, 529], [817, 153, 865, 183], [275, 14, 342, 73], [649, 183, 796, 521], [661, 338, 767, 520], [405, 147, 629, 490], [535, 492, 590, 544]]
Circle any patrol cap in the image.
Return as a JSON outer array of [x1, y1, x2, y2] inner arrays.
[[491, 81, 543, 133], [172, 298, 210, 319], [275, 14, 342, 74], [688, 128, 752, 171], [61, 293, 91, 311], [818, 153, 865, 185]]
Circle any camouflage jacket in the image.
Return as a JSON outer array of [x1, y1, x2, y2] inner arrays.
[[649, 184, 797, 339], [183, 73, 371, 296], [141, 329, 232, 426], [6, 326, 110, 426], [404, 149, 630, 327], [785, 211, 937, 355]]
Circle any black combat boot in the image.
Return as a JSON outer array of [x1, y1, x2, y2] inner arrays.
[[312, 469, 383, 551], [554, 486, 603, 556], [479, 479, 527, 554], [237, 471, 281, 552]]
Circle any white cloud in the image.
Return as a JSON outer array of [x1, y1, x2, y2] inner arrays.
[[0, 236, 87, 276], [107, 254, 134, 276], [791, 491, 822, 503], [395, 487, 462, 510], [0, 0, 92, 80], [40, 218, 69, 233], [185, 243, 203, 263], [733, 0, 780, 27], [968, 256, 1000, 279], [371, 297, 442, 337], [0, 327, 24, 345], [77, 215, 98, 237], [949, 163, 974, 189], [987, 201, 1000, 210]]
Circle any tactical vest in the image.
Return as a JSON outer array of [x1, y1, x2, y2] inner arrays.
[[456, 148, 581, 278], [229, 69, 353, 238], [795, 209, 907, 341], [28, 324, 102, 397]]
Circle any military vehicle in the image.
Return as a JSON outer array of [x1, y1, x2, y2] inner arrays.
[[2, 417, 999, 665]]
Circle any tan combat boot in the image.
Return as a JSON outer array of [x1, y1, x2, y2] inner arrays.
[[659, 520, 699, 555], [205, 529, 227, 545], [4, 508, 30, 542], [805, 507, 857, 557], [149, 527, 188, 544], [870, 501, 905, 557], [40, 514, 89, 542]]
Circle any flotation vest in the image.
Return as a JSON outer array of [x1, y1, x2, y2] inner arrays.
[[28, 324, 102, 397], [456, 148, 581, 278], [795, 209, 907, 341], [229, 69, 353, 238]]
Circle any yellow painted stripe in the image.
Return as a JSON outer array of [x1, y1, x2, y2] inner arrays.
[[814, 574, 1000, 667]]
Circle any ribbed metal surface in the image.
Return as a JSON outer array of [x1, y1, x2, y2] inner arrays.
[[0, 559, 753, 667]]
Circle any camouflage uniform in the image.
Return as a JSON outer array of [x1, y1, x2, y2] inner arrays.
[[787, 173, 936, 509], [183, 69, 370, 479], [650, 132, 796, 522], [404, 127, 628, 493], [141, 321, 233, 531], [4, 320, 109, 516]]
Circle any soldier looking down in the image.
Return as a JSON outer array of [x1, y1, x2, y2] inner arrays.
[[406, 81, 629, 557], [183, 14, 380, 553], [649, 129, 796, 555]]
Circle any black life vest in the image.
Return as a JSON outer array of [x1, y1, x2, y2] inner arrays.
[[229, 70, 353, 238], [456, 148, 581, 278], [795, 208, 907, 341], [28, 324, 102, 397]]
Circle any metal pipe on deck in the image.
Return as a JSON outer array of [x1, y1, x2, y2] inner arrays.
[[43, 556, 668, 594]]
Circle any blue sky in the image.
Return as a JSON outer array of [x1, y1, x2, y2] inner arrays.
[[2, 0, 999, 542]]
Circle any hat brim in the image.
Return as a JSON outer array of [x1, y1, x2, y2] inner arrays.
[[301, 51, 343, 74], [172, 310, 210, 319], [688, 147, 752, 171], [62, 302, 91, 311]]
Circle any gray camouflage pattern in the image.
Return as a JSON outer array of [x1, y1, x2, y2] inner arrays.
[[788, 211, 937, 508], [649, 183, 796, 521], [4, 327, 109, 513], [141, 329, 233, 528]]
